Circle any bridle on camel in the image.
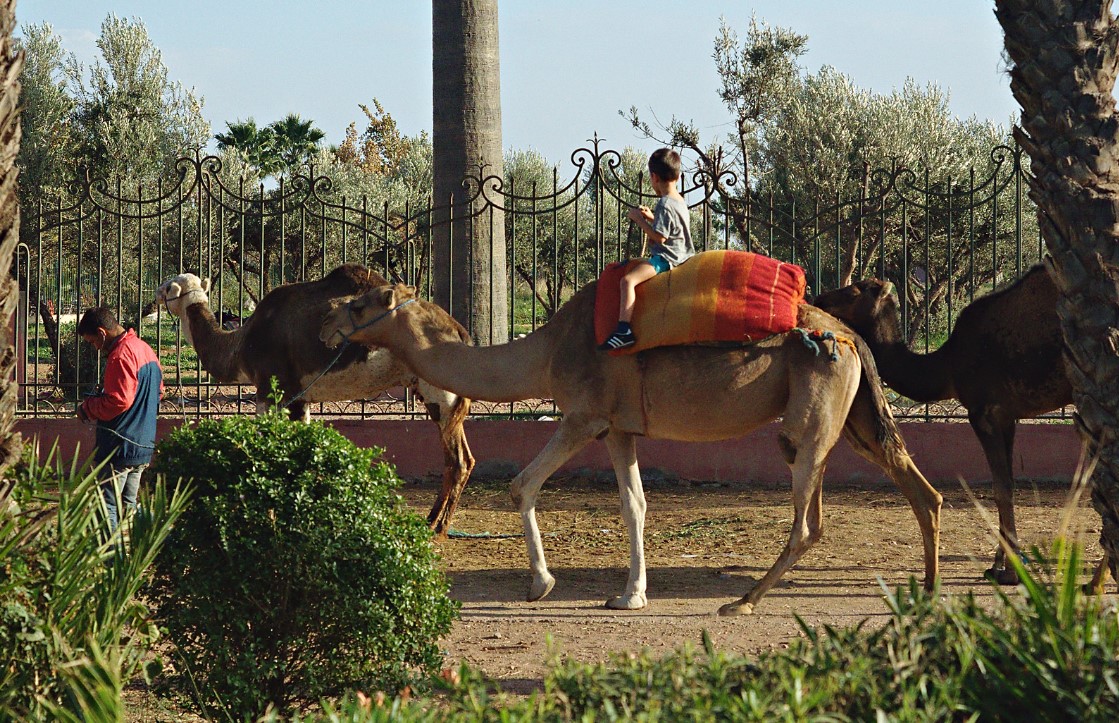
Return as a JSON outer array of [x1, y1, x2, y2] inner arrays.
[[283, 297, 418, 409]]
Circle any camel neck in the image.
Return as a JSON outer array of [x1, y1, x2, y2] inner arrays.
[[395, 319, 554, 403], [182, 302, 244, 383], [872, 339, 956, 403]]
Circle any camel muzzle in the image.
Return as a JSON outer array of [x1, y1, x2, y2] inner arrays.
[[323, 297, 417, 348]]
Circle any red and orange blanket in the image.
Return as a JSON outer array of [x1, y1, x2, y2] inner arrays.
[[594, 250, 807, 355]]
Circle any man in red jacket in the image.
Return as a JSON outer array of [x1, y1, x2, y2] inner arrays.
[[77, 307, 164, 533]]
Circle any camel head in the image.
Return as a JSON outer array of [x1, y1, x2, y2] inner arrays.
[[813, 279, 898, 337], [320, 283, 418, 349], [156, 273, 211, 318]]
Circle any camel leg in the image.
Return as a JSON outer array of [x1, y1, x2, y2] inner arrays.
[[511, 415, 606, 602], [720, 437, 828, 616], [841, 385, 942, 590], [416, 382, 475, 538], [1086, 551, 1111, 594], [720, 356, 859, 617], [256, 394, 311, 423], [970, 411, 1020, 584], [287, 399, 311, 423], [603, 429, 648, 610]]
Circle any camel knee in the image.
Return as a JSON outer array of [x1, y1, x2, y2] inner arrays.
[[787, 523, 815, 556], [510, 477, 535, 511], [619, 493, 647, 519], [777, 433, 797, 466], [806, 520, 823, 547]]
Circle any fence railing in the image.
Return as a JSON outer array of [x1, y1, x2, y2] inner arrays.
[[16, 139, 1051, 421]]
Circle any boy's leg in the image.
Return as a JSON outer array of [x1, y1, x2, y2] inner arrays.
[[618, 261, 658, 322], [600, 261, 657, 350]]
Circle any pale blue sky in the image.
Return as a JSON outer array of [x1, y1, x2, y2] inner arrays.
[[17, 1, 1017, 163]]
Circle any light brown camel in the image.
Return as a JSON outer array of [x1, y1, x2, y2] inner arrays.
[[813, 264, 1083, 585], [319, 281, 943, 615], [156, 264, 475, 536]]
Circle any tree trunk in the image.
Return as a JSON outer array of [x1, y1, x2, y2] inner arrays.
[[995, 0, 1119, 575], [432, 0, 509, 344], [0, 0, 23, 476]]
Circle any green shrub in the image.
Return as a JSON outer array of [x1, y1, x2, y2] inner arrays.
[[0, 443, 189, 721], [149, 405, 459, 718]]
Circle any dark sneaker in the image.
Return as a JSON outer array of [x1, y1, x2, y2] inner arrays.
[[598, 329, 636, 351]]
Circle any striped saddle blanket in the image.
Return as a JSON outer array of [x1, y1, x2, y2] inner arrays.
[[594, 250, 807, 355]]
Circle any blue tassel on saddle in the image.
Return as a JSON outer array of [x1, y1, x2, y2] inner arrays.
[[792, 327, 842, 362]]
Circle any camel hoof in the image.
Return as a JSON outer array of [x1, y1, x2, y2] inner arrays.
[[718, 600, 755, 616], [605, 593, 647, 610], [984, 566, 1020, 586], [527, 573, 556, 602]]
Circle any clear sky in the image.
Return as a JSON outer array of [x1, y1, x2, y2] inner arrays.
[[17, 0, 1018, 165]]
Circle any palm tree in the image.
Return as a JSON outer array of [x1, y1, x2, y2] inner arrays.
[[0, 0, 24, 476], [267, 113, 325, 173], [215, 117, 281, 175], [432, 0, 508, 344], [995, 0, 1119, 577]]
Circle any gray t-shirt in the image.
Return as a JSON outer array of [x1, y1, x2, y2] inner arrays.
[[649, 195, 694, 267]]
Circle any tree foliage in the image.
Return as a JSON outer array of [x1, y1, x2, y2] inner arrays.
[[15, 23, 74, 208], [59, 15, 208, 183], [626, 15, 1036, 341]]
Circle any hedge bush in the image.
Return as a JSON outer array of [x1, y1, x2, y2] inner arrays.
[[149, 405, 458, 718]]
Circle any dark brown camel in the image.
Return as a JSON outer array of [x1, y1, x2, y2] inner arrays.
[[814, 264, 1077, 584], [156, 264, 475, 536]]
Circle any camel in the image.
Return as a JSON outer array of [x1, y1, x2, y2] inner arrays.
[[156, 264, 475, 536], [813, 264, 1079, 585], [319, 280, 943, 615]]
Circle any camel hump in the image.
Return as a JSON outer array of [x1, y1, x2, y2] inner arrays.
[[323, 263, 390, 292]]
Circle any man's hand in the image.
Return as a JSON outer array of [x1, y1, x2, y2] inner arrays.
[[77, 404, 89, 422]]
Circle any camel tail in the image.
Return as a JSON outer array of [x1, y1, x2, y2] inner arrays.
[[847, 332, 908, 460]]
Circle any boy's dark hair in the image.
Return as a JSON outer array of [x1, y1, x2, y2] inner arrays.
[[77, 306, 120, 335], [648, 148, 682, 182]]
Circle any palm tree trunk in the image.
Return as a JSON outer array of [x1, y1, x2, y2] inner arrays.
[[0, 0, 24, 475], [432, 0, 509, 345], [995, 0, 1119, 574]]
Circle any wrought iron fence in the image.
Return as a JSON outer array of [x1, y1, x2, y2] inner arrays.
[[15, 139, 1050, 421]]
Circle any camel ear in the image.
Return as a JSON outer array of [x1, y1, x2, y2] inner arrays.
[[201, 278, 211, 293], [378, 286, 398, 309], [872, 282, 897, 313], [162, 281, 182, 303]]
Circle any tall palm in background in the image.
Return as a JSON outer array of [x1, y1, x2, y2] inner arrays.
[[215, 113, 324, 179], [995, 0, 1119, 576], [268, 112, 325, 171], [432, 0, 508, 344], [215, 117, 281, 176], [0, 0, 24, 476]]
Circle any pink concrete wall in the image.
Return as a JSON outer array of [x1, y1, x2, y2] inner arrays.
[[15, 417, 1081, 486]]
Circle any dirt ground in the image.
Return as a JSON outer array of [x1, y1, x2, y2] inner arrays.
[[401, 473, 1109, 694]]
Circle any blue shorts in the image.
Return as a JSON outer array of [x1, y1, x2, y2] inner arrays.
[[648, 254, 670, 274]]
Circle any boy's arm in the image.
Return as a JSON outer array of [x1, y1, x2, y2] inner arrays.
[[628, 206, 667, 244]]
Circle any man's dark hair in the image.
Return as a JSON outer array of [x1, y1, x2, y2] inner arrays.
[[648, 147, 682, 182], [77, 306, 120, 335]]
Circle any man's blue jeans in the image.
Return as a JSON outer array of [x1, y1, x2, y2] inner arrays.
[[101, 463, 146, 533]]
